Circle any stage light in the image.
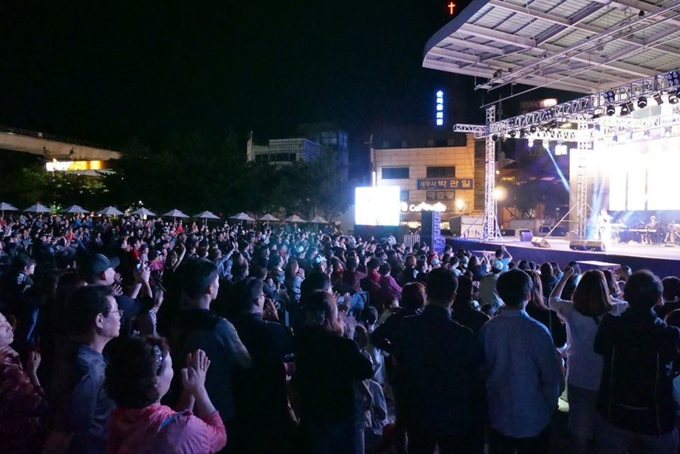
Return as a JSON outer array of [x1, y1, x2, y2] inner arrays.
[[592, 109, 602, 119], [492, 134, 499, 142], [529, 125, 537, 133], [604, 90, 616, 103], [550, 120, 558, 129], [667, 70, 680, 87], [528, 138, 534, 147], [509, 130, 516, 138], [669, 90, 679, 104], [637, 96, 647, 108], [620, 102, 633, 116], [606, 105, 616, 116], [519, 129, 527, 138], [653, 93, 664, 105]]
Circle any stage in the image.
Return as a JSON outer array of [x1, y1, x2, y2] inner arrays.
[[445, 237, 680, 278]]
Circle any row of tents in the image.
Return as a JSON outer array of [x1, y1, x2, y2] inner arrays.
[[0, 202, 330, 224]]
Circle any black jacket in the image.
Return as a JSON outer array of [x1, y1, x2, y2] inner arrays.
[[595, 307, 680, 435]]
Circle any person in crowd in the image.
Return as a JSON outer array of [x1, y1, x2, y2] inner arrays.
[[540, 262, 559, 301], [0, 253, 36, 316], [398, 254, 418, 287], [170, 258, 251, 453], [378, 263, 402, 305], [480, 269, 564, 454], [561, 261, 581, 300], [284, 259, 304, 304], [478, 259, 503, 315], [293, 291, 373, 454], [526, 271, 566, 349], [106, 337, 227, 454], [467, 255, 488, 282], [83, 253, 142, 338], [48, 285, 122, 454], [231, 278, 296, 454], [451, 275, 489, 336], [654, 276, 680, 319], [549, 267, 627, 454], [595, 270, 680, 454], [602, 269, 624, 301], [493, 245, 512, 271], [395, 268, 485, 454], [0, 311, 48, 454], [343, 256, 366, 292]]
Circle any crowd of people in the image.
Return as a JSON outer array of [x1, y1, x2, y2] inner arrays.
[[0, 212, 679, 454]]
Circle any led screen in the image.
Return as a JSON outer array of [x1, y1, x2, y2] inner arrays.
[[355, 186, 401, 226]]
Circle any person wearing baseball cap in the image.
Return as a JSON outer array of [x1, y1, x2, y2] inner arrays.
[[84, 254, 120, 286], [84, 253, 141, 337]]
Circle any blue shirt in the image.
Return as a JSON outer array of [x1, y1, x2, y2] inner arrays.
[[479, 309, 564, 438]]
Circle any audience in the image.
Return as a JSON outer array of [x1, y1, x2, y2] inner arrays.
[[1, 211, 680, 454]]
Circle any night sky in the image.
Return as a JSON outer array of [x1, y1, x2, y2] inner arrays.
[[0, 0, 492, 153]]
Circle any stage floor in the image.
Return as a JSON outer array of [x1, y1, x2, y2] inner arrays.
[[445, 237, 680, 278]]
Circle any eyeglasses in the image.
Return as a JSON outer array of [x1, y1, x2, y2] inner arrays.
[[108, 309, 124, 318]]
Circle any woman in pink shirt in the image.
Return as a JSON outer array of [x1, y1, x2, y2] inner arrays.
[[106, 337, 227, 454]]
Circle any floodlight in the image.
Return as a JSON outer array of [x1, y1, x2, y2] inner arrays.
[[550, 120, 558, 129], [653, 93, 664, 105], [519, 129, 527, 138], [492, 134, 499, 142], [604, 90, 616, 103], [606, 105, 616, 116], [529, 125, 537, 133], [669, 90, 679, 105], [509, 130, 516, 138], [637, 96, 647, 109], [619, 103, 631, 116], [667, 71, 680, 87]]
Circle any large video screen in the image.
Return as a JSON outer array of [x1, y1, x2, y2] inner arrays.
[[355, 186, 401, 226], [595, 136, 680, 211]]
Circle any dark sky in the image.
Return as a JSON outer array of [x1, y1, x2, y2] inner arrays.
[[0, 0, 493, 151]]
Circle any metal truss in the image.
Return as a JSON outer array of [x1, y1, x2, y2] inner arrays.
[[575, 120, 590, 239], [466, 70, 680, 138], [483, 106, 502, 241]]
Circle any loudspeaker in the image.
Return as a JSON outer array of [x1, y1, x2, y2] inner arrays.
[[569, 240, 606, 251], [531, 237, 551, 248], [519, 230, 533, 242], [501, 228, 517, 237], [421, 211, 440, 236]]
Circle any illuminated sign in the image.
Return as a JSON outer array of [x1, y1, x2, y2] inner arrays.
[[45, 160, 105, 172], [435, 90, 444, 126], [447, 2, 456, 14], [417, 178, 473, 190], [426, 191, 455, 201], [401, 201, 448, 212]]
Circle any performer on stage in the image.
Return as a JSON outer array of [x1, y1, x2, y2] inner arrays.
[[644, 215, 659, 244], [597, 209, 612, 248]]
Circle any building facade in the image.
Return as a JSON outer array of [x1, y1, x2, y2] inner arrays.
[[372, 132, 478, 227]]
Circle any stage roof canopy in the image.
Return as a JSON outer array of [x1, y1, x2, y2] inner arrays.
[[424, 0, 680, 94]]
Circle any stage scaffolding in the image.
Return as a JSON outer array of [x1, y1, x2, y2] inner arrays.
[[454, 69, 680, 240]]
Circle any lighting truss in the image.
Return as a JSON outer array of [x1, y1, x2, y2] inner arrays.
[[468, 70, 680, 138]]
